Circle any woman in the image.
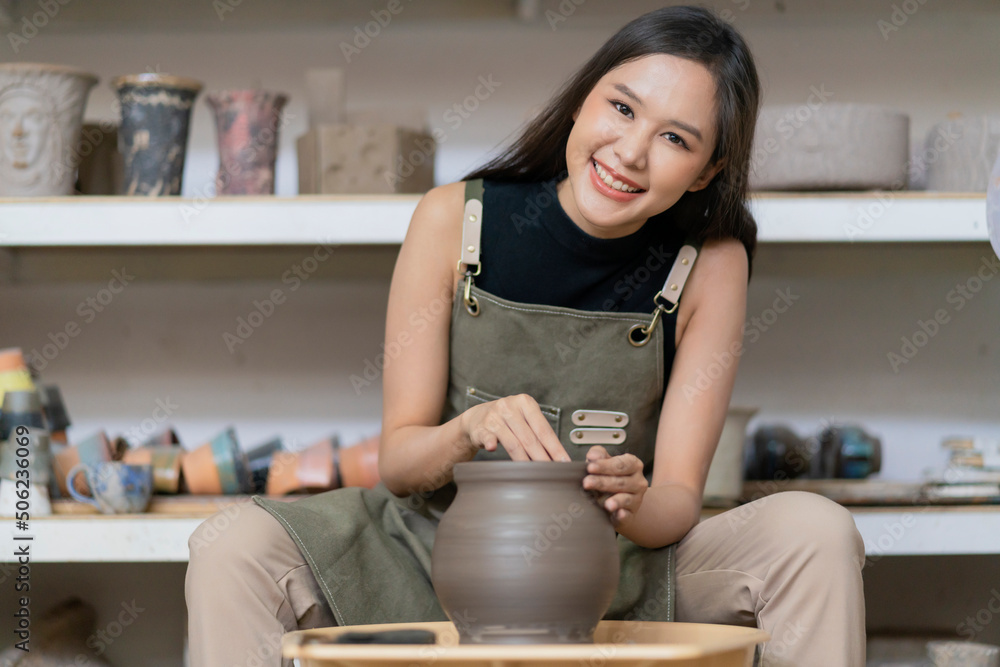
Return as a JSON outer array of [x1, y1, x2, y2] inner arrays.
[[186, 7, 866, 666]]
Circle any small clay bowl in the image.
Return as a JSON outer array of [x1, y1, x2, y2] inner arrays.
[[339, 434, 380, 488], [181, 440, 222, 495]]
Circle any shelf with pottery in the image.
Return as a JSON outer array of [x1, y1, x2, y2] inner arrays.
[[6, 501, 1000, 563], [0, 192, 989, 247]]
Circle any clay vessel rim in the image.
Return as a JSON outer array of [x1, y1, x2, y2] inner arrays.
[[205, 89, 289, 100], [0, 62, 99, 84], [454, 460, 587, 483], [112, 73, 203, 92]]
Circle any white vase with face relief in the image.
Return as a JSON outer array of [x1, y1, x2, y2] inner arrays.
[[0, 63, 98, 196]]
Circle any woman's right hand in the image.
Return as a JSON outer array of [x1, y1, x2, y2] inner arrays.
[[460, 394, 571, 462]]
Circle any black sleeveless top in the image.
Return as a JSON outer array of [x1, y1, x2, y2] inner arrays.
[[477, 178, 688, 386]]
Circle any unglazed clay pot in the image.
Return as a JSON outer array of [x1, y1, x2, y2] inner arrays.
[[0, 63, 98, 195], [265, 437, 338, 496], [113, 73, 202, 195], [206, 89, 287, 195], [181, 440, 222, 495], [339, 434, 380, 488], [431, 461, 619, 644]]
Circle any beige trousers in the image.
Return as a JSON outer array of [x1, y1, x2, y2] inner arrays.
[[185, 491, 866, 667]]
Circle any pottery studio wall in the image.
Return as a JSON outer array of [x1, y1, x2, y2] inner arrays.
[[4, 2, 997, 480], [2, 2, 1000, 664]]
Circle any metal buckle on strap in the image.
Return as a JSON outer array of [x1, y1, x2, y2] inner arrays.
[[627, 304, 668, 347], [462, 271, 480, 316]]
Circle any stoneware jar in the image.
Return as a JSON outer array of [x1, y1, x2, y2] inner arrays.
[[206, 89, 287, 195], [431, 461, 619, 644], [113, 73, 202, 195], [0, 63, 98, 195]]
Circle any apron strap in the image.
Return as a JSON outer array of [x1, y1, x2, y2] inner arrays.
[[657, 239, 700, 311], [459, 179, 484, 276], [629, 236, 702, 348], [459, 179, 485, 316]]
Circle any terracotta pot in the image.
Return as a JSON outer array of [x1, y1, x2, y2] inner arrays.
[[113, 73, 202, 195], [264, 437, 338, 496], [0, 63, 98, 195], [431, 461, 619, 644], [206, 89, 288, 195], [339, 434, 380, 488], [265, 450, 300, 496], [181, 441, 222, 495]]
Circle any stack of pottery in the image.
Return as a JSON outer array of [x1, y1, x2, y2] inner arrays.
[[0, 348, 35, 406], [0, 425, 53, 517], [207, 89, 288, 195], [0, 389, 53, 516], [113, 73, 202, 195], [0, 63, 98, 195]]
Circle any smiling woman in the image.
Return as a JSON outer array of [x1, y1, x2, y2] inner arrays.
[[186, 7, 866, 667]]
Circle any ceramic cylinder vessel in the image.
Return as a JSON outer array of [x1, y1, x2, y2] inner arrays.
[[0, 63, 98, 195], [751, 103, 910, 190], [113, 73, 202, 196], [431, 461, 619, 644], [206, 90, 287, 195], [924, 115, 1000, 191]]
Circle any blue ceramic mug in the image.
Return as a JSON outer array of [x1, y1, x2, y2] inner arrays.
[[66, 462, 153, 514]]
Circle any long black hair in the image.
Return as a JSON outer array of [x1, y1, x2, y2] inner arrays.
[[464, 5, 761, 270]]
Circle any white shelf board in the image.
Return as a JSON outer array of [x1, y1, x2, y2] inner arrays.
[[0, 193, 989, 247], [4, 506, 999, 563], [0, 195, 420, 247]]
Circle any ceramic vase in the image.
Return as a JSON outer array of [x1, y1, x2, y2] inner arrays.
[[206, 89, 287, 195], [0, 63, 98, 195], [113, 73, 202, 195], [431, 461, 619, 644]]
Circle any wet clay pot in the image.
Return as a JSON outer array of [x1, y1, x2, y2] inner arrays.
[[431, 461, 619, 645], [339, 434, 380, 488]]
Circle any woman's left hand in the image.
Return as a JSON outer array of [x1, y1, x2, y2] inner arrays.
[[583, 446, 648, 524]]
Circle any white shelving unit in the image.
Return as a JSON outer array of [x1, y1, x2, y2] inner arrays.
[[5, 505, 999, 564], [0, 193, 988, 247]]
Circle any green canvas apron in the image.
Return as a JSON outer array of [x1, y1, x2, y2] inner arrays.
[[254, 179, 700, 629]]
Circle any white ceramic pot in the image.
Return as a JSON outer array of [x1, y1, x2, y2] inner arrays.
[[703, 407, 758, 507], [0, 63, 98, 195], [924, 115, 1000, 192], [751, 103, 910, 190]]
